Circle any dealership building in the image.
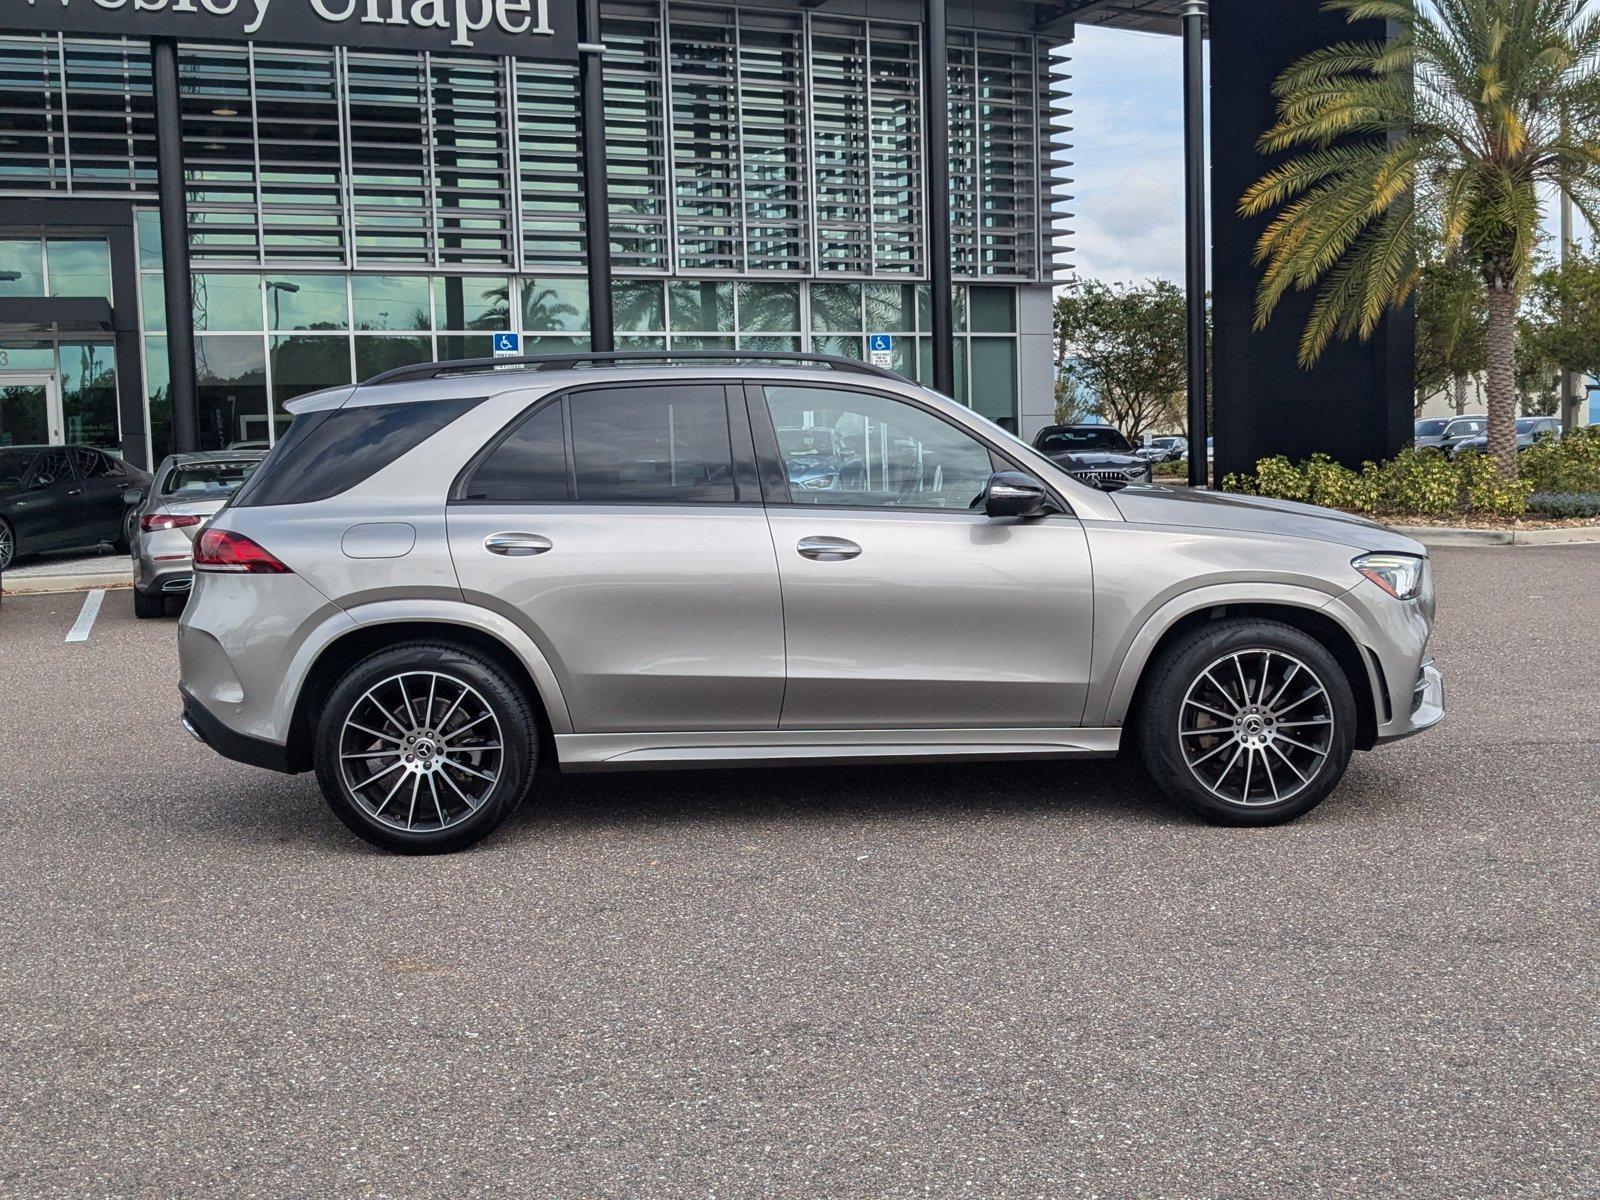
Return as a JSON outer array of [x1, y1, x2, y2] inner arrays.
[[0, 0, 1413, 479]]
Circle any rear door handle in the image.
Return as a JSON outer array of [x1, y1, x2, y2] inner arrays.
[[485, 532, 553, 557], [66, 487, 85, 496], [797, 535, 861, 561]]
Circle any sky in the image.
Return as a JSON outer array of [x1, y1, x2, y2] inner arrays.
[[1064, 22, 1589, 287], [1061, 25, 1201, 285]]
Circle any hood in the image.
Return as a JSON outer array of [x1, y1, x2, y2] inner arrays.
[[1109, 486, 1426, 554]]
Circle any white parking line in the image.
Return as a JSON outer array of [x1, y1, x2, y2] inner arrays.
[[65, 589, 106, 644]]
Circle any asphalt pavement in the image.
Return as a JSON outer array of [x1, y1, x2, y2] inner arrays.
[[0, 549, 1595, 1198]]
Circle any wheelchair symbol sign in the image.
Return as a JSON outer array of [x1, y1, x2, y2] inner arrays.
[[493, 333, 520, 357], [868, 333, 893, 367]]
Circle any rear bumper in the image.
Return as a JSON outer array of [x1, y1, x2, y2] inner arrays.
[[181, 686, 296, 774]]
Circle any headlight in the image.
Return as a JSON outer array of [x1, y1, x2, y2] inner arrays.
[[1353, 553, 1424, 600], [797, 474, 838, 490]]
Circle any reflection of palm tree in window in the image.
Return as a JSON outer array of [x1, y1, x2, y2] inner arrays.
[[522, 285, 581, 333]]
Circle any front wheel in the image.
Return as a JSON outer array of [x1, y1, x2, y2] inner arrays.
[[0, 518, 14, 572], [313, 642, 537, 854], [1136, 619, 1357, 825]]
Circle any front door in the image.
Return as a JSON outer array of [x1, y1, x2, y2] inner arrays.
[[447, 381, 786, 734], [753, 382, 1096, 731], [0, 371, 63, 447]]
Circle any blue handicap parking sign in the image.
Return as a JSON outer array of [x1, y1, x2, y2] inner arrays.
[[869, 334, 893, 352], [493, 332, 520, 356]]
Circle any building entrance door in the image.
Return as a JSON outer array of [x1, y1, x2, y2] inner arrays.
[[0, 371, 64, 447]]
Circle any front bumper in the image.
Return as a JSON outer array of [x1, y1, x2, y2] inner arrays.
[[1375, 659, 1445, 743]]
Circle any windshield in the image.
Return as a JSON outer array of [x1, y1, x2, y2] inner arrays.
[[160, 459, 261, 497], [0, 449, 35, 486], [1444, 420, 1482, 436], [1037, 426, 1132, 454], [1415, 419, 1450, 436], [1515, 418, 1542, 433]]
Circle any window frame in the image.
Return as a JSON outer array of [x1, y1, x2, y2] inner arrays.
[[742, 379, 1071, 516], [449, 379, 762, 508]]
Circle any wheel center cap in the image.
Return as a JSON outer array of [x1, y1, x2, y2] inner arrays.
[[415, 739, 437, 760], [1242, 716, 1265, 736]]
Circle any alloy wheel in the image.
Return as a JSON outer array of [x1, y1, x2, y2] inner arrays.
[[0, 522, 12, 572], [338, 671, 504, 833], [1178, 649, 1334, 807]]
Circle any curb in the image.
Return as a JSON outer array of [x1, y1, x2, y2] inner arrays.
[[2, 573, 132, 596], [1388, 524, 1600, 547]]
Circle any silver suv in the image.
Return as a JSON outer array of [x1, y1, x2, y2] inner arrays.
[[177, 352, 1444, 854]]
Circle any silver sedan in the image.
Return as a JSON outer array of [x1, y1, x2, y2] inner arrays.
[[127, 451, 266, 618]]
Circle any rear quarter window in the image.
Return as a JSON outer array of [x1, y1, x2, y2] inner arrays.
[[234, 396, 484, 508]]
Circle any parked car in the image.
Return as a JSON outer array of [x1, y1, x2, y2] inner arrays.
[[1414, 414, 1486, 453], [127, 451, 268, 618], [1137, 435, 1188, 463], [1448, 416, 1560, 458], [1031, 424, 1153, 489], [776, 426, 867, 492], [0, 444, 150, 572], [176, 350, 1444, 855]]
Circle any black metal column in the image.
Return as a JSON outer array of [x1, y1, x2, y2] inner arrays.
[[1182, 1, 1209, 487], [924, 0, 954, 396], [578, 0, 614, 353], [151, 37, 198, 453]]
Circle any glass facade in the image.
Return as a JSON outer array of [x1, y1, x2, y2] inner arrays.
[[0, 7, 1068, 464]]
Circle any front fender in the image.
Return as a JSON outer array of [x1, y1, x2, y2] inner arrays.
[[1093, 581, 1365, 728]]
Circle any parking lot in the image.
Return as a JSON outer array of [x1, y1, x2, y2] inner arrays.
[[0, 545, 1595, 1198]]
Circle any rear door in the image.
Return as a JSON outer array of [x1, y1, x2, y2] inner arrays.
[[70, 449, 128, 543], [751, 382, 1096, 730], [447, 381, 786, 734]]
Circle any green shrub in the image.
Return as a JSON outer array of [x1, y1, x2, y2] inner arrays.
[[1221, 446, 1532, 519], [1528, 490, 1600, 518], [1521, 426, 1600, 493]]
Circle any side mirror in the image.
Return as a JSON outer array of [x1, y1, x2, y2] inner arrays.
[[983, 471, 1050, 519], [121, 486, 147, 507]]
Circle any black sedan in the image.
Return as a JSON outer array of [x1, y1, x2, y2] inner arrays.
[[0, 445, 151, 572], [1447, 416, 1560, 458], [1031, 423, 1153, 489]]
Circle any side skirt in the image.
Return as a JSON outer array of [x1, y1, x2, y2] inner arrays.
[[555, 727, 1122, 772]]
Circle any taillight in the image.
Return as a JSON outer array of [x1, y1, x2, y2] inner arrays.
[[140, 513, 202, 533], [193, 528, 292, 574]]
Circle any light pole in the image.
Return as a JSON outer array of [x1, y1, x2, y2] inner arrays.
[[1182, 0, 1209, 486], [266, 280, 300, 331]]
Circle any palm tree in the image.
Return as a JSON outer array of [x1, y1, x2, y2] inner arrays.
[[1240, 0, 1600, 476]]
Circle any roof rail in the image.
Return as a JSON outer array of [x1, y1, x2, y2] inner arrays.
[[359, 348, 906, 388]]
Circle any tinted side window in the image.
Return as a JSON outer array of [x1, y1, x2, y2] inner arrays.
[[570, 385, 736, 503], [236, 397, 483, 507], [32, 449, 75, 485], [460, 400, 569, 503]]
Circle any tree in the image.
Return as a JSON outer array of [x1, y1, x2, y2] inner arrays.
[[1520, 244, 1600, 403], [1240, 0, 1600, 478], [1413, 253, 1487, 415], [1052, 278, 1187, 442]]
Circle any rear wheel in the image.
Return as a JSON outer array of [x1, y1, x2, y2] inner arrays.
[[1136, 619, 1357, 825], [313, 642, 537, 854]]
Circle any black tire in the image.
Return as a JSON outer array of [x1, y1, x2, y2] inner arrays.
[[1135, 618, 1357, 825], [313, 641, 537, 854], [132, 587, 166, 619], [0, 517, 14, 573]]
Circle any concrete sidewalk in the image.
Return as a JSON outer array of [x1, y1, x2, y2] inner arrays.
[[2, 549, 130, 595]]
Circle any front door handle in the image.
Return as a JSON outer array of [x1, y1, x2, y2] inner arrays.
[[797, 535, 861, 562], [66, 487, 85, 496], [485, 532, 553, 557]]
